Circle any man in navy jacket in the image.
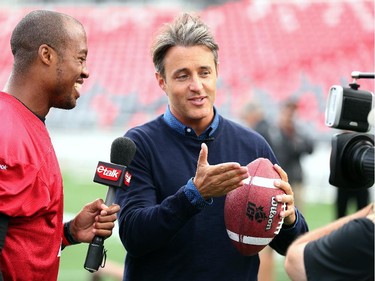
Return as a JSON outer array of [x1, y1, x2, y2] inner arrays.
[[116, 12, 309, 281]]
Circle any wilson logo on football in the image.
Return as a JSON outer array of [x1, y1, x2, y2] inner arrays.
[[96, 165, 122, 182], [246, 202, 267, 223]]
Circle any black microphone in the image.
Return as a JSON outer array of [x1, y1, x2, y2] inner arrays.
[[84, 137, 136, 273]]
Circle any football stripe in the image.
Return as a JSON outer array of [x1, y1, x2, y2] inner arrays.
[[226, 229, 273, 246], [242, 176, 278, 189]]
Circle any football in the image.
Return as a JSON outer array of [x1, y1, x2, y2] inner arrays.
[[224, 157, 286, 256]]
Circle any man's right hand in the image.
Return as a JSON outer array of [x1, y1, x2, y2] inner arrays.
[[193, 143, 249, 199]]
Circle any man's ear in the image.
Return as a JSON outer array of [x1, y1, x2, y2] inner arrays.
[[155, 72, 167, 93], [38, 44, 55, 65]]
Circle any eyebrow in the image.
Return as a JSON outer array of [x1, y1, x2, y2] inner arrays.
[[172, 67, 188, 75], [173, 66, 212, 75]]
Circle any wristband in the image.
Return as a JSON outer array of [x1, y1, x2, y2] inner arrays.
[[62, 220, 81, 246]]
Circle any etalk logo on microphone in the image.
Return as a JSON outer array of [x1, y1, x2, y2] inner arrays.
[[94, 161, 128, 187], [96, 165, 122, 182]]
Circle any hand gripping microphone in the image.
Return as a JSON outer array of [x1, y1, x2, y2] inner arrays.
[[84, 136, 136, 273]]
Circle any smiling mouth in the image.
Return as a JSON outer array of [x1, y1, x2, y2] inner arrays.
[[189, 97, 207, 107], [74, 83, 82, 90], [190, 97, 205, 102]]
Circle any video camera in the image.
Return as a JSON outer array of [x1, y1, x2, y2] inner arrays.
[[325, 71, 374, 190]]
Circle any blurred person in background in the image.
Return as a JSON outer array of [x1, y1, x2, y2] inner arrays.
[[241, 101, 274, 147], [0, 10, 119, 281], [116, 12, 308, 281], [241, 101, 276, 281], [285, 203, 374, 281], [271, 100, 314, 213]]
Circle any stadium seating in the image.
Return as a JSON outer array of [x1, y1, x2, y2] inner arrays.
[[0, 0, 373, 134]]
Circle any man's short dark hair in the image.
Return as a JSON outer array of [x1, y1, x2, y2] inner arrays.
[[10, 10, 82, 72]]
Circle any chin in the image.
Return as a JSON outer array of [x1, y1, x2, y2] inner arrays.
[[60, 98, 77, 110], [193, 107, 212, 118]]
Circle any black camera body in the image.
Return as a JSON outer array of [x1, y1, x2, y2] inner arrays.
[[325, 71, 374, 190]]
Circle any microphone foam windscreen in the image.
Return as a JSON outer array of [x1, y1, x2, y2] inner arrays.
[[110, 137, 137, 166]]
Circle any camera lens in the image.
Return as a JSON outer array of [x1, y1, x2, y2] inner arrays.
[[329, 133, 374, 189], [345, 139, 374, 187]]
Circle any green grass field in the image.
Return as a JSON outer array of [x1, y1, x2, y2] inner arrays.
[[58, 170, 338, 281]]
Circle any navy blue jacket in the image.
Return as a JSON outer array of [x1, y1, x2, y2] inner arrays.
[[116, 114, 309, 281]]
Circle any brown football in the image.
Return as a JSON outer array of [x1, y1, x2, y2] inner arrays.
[[224, 158, 286, 256]]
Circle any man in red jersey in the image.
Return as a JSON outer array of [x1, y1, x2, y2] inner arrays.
[[0, 10, 120, 280]]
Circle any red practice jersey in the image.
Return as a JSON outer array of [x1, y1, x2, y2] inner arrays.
[[0, 92, 64, 280]]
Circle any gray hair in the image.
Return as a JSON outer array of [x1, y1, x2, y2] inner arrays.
[[10, 10, 83, 73], [151, 13, 219, 78]]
